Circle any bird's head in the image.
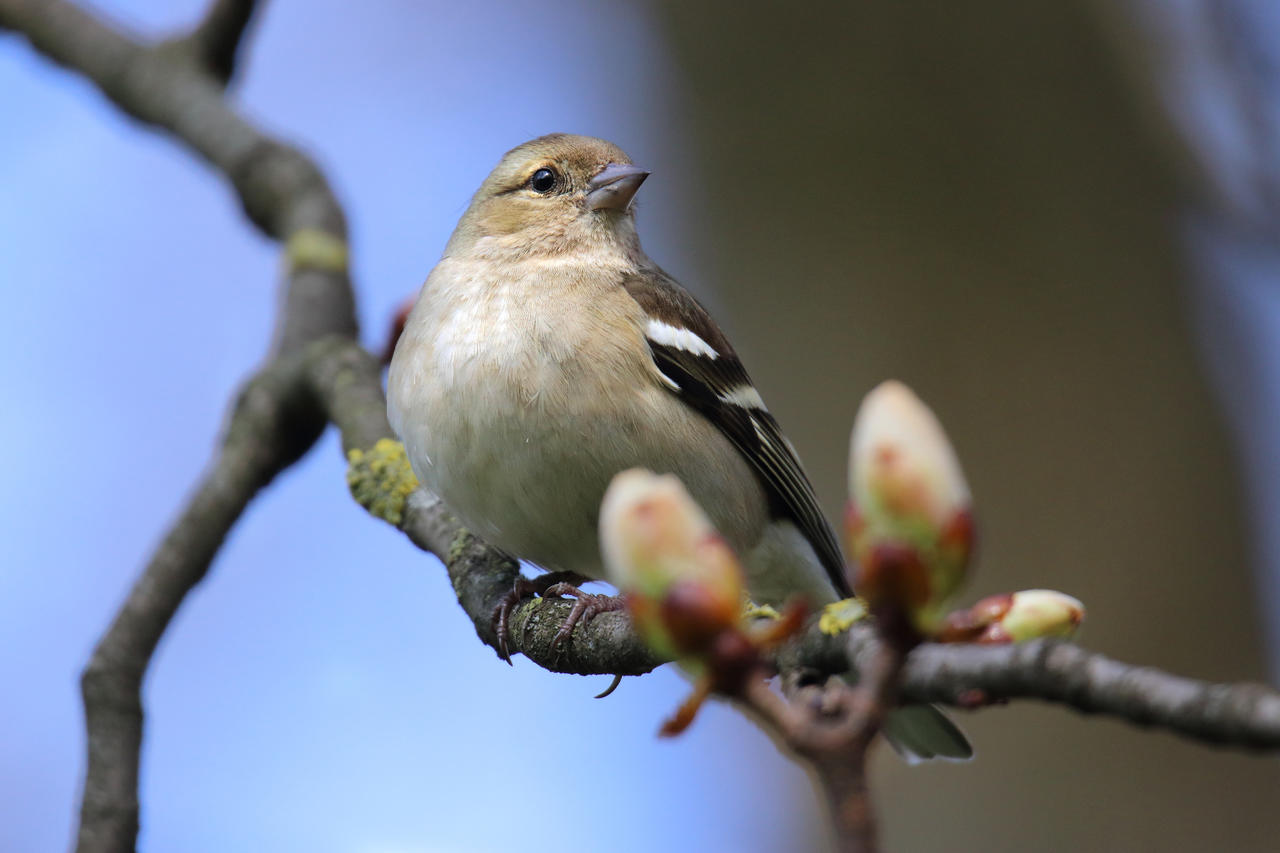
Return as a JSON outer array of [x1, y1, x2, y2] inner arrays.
[[448, 134, 650, 259]]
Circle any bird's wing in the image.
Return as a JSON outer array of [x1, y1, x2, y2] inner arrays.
[[621, 268, 851, 597]]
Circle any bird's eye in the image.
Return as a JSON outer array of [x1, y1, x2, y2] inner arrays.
[[529, 168, 557, 194]]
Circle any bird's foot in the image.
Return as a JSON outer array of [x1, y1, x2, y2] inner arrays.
[[540, 581, 626, 652], [491, 571, 623, 663]]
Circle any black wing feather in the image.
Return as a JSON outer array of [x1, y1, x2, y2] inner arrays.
[[623, 270, 851, 597]]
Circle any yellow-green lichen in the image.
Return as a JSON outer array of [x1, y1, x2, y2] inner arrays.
[[819, 597, 868, 636], [743, 602, 781, 621], [447, 528, 472, 565], [346, 438, 419, 525], [287, 228, 349, 274]]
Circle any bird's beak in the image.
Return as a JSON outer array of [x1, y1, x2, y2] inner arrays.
[[586, 163, 650, 212]]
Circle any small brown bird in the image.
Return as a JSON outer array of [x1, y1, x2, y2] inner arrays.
[[387, 134, 969, 760]]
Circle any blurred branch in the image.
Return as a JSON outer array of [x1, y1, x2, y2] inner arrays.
[[0, 0, 351, 262], [0, 1, 351, 851], [183, 0, 261, 85], [315, 320, 1280, 750], [740, 636, 907, 853], [895, 633, 1280, 747], [77, 358, 316, 853], [775, 623, 1280, 748]]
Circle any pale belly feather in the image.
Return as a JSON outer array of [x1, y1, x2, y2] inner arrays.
[[387, 259, 769, 579]]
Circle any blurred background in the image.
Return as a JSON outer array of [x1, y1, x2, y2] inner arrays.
[[3, 0, 1280, 850]]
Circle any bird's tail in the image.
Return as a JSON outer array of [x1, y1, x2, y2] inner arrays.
[[881, 704, 973, 763]]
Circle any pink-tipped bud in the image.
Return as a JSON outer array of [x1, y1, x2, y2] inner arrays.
[[996, 589, 1085, 642], [600, 469, 746, 660], [848, 381, 974, 631], [939, 589, 1085, 644]]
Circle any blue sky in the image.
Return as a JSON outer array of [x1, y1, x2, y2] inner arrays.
[[0, 2, 828, 850]]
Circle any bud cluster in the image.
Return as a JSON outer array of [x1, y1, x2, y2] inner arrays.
[[847, 381, 1083, 644], [600, 470, 806, 734]]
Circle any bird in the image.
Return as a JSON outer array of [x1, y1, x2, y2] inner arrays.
[[386, 133, 970, 761]]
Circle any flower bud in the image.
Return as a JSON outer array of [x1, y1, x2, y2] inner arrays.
[[600, 469, 746, 660], [848, 381, 974, 632], [996, 589, 1085, 642], [938, 590, 1085, 644]]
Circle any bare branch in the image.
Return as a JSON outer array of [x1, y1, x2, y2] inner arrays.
[[78, 361, 314, 853], [303, 334, 1280, 748], [304, 337, 665, 677], [0, 2, 354, 851], [737, 636, 906, 852], [0, 0, 352, 273], [301, 334, 1280, 747], [757, 624, 1280, 748], [890, 632, 1280, 748], [186, 0, 261, 85]]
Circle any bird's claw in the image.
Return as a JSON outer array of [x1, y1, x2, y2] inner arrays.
[[541, 582, 626, 652], [489, 571, 600, 663], [491, 576, 541, 664]]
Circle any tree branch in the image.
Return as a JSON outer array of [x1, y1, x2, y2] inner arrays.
[[738, 639, 905, 853], [7, 1, 1280, 851], [0, 0, 352, 271], [304, 337, 665, 677], [183, 0, 261, 85], [300, 333, 1280, 746], [298, 343, 1280, 755], [77, 360, 314, 853], [0, 2, 353, 851], [770, 622, 1280, 747], [891, 632, 1280, 747]]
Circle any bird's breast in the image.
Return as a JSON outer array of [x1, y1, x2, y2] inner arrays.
[[419, 257, 650, 411], [387, 257, 674, 571]]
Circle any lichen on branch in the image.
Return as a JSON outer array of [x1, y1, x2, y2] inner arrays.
[[346, 438, 419, 526]]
